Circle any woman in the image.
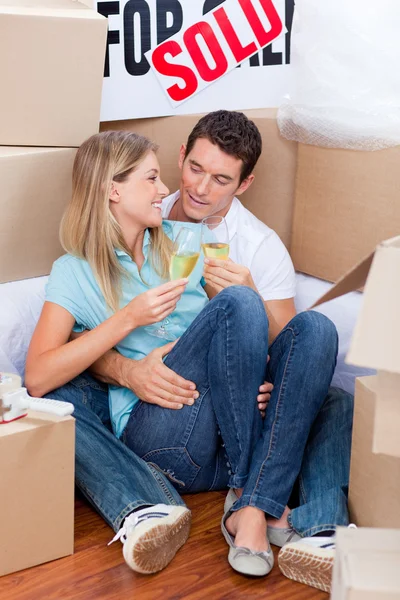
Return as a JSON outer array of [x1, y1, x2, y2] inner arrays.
[[26, 131, 337, 577]]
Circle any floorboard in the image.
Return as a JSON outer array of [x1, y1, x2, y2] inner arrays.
[[0, 491, 329, 600]]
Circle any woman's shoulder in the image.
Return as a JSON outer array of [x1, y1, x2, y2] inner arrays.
[[50, 253, 91, 280], [52, 253, 85, 268]]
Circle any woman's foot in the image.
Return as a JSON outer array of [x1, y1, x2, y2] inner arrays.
[[225, 506, 269, 552], [221, 504, 274, 576]]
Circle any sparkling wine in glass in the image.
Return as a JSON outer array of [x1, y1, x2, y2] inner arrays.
[[150, 227, 201, 340], [201, 216, 230, 260]]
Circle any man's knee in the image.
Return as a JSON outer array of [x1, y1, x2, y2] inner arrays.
[[323, 387, 354, 421], [291, 311, 338, 355]]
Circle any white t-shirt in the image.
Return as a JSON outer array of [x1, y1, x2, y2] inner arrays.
[[162, 192, 296, 301]]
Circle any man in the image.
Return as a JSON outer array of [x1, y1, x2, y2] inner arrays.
[[50, 111, 352, 591]]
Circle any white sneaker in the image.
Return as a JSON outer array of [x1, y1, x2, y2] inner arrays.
[[278, 524, 357, 593], [108, 504, 191, 574]]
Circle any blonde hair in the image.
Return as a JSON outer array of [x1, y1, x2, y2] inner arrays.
[[60, 131, 173, 312]]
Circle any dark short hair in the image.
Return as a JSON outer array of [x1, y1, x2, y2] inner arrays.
[[184, 110, 262, 183]]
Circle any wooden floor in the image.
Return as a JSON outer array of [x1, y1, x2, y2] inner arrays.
[[1, 491, 329, 600]]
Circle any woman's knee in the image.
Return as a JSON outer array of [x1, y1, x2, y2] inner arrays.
[[217, 286, 265, 317]]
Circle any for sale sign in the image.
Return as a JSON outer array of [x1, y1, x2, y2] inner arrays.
[[97, 0, 294, 121]]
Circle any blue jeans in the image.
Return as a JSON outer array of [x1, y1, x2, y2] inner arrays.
[[47, 286, 351, 534], [46, 373, 185, 532], [122, 287, 338, 519]]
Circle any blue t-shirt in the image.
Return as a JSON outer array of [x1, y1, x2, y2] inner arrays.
[[45, 221, 208, 438]]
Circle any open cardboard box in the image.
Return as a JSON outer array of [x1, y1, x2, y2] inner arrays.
[[331, 527, 400, 600], [312, 235, 400, 458]]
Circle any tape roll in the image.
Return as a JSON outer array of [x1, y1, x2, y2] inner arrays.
[[0, 373, 22, 398]]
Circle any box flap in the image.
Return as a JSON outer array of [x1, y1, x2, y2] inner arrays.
[[346, 242, 400, 372], [310, 252, 374, 309]]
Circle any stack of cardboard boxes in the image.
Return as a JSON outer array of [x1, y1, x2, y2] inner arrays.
[[312, 238, 400, 598], [0, 0, 107, 281], [0, 0, 107, 575]]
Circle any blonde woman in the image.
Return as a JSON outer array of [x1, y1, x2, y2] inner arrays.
[[26, 131, 337, 578]]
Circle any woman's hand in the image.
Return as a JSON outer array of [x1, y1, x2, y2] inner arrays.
[[124, 279, 188, 329]]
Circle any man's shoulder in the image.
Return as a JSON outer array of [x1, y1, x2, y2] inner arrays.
[[230, 198, 275, 245]]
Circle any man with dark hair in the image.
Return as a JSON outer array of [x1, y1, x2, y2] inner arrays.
[[52, 111, 352, 593]]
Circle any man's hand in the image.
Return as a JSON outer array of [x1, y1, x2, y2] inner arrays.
[[203, 258, 257, 292], [257, 381, 273, 418], [123, 340, 199, 410]]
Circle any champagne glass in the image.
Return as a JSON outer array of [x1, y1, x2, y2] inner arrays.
[[201, 216, 230, 260], [149, 227, 201, 340]]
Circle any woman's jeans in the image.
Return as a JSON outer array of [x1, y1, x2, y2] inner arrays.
[[46, 286, 352, 535]]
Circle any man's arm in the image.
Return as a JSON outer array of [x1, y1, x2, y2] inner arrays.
[[71, 332, 198, 409], [265, 298, 296, 334]]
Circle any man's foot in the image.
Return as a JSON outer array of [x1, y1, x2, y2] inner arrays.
[[278, 536, 336, 592], [108, 504, 191, 574]]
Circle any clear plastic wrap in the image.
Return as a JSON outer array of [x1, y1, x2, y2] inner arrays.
[[278, 0, 400, 150]]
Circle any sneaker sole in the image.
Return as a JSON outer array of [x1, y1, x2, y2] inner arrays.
[[278, 545, 334, 593], [123, 506, 191, 574]]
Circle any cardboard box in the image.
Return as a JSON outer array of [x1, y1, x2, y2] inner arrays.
[[101, 108, 298, 249], [348, 376, 400, 528], [0, 146, 77, 283], [2, 110, 399, 284], [331, 527, 400, 600], [291, 143, 400, 282], [313, 235, 400, 457], [0, 0, 107, 147], [0, 411, 75, 576]]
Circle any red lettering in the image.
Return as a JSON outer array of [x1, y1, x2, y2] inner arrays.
[[213, 6, 257, 63], [151, 40, 198, 102], [184, 22, 228, 83], [239, 0, 283, 47]]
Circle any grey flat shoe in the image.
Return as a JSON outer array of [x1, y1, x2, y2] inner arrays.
[[268, 526, 302, 548], [221, 510, 274, 577], [224, 488, 238, 513], [224, 489, 301, 548]]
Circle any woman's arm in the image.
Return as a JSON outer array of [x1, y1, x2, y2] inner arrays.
[[25, 301, 136, 397], [25, 278, 188, 397]]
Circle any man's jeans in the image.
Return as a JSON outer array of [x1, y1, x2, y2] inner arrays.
[[46, 287, 352, 535]]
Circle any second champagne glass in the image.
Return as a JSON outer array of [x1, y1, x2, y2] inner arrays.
[[201, 215, 230, 260]]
